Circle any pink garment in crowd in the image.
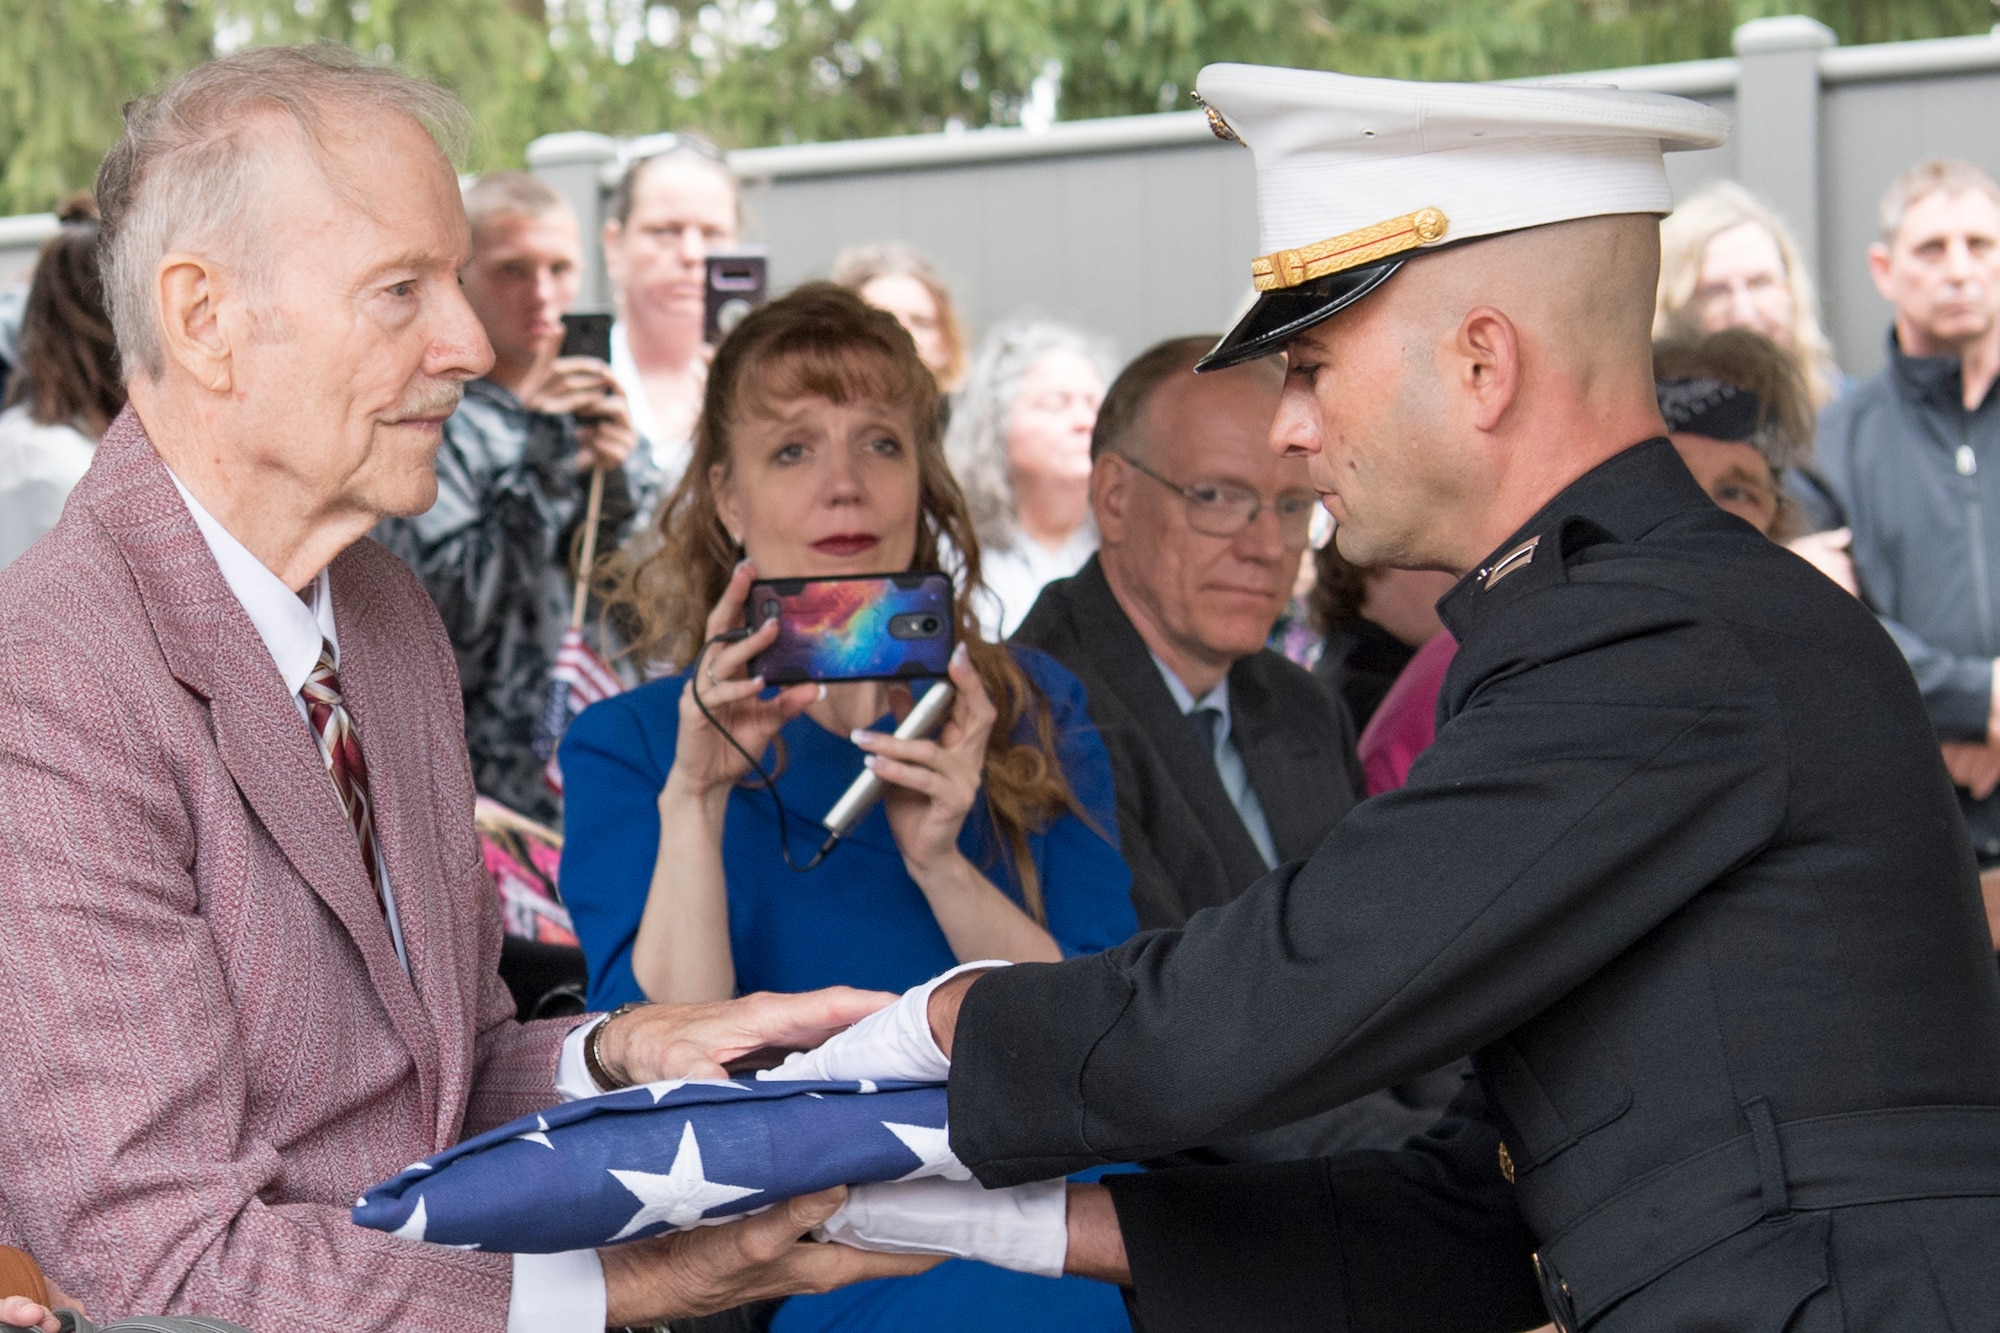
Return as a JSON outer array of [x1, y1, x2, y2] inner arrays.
[[1356, 631, 1459, 796]]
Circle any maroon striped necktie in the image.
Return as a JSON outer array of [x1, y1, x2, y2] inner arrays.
[[302, 640, 387, 914]]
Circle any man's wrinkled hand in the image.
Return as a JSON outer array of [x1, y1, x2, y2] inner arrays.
[[596, 988, 894, 1087], [598, 1187, 942, 1325]]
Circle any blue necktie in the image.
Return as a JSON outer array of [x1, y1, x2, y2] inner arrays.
[[1188, 705, 1223, 760]]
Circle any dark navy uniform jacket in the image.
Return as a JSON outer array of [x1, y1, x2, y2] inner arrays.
[[947, 439, 2000, 1332]]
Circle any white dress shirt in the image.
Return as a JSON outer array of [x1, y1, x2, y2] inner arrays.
[[167, 471, 610, 1333], [1150, 653, 1279, 869]]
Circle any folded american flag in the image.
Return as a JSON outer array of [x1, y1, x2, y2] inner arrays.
[[534, 625, 624, 795], [353, 1078, 955, 1253]]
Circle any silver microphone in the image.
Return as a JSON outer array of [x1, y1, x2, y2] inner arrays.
[[818, 682, 957, 855]]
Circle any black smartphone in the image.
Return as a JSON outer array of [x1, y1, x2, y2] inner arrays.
[[558, 311, 614, 362], [704, 250, 768, 345], [747, 572, 954, 684]]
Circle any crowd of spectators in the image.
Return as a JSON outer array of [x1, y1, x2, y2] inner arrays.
[[1, 39, 1999, 1332]]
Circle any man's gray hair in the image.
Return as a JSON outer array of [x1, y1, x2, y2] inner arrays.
[[943, 317, 1116, 551], [1878, 158, 2000, 245], [96, 45, 473, 380]]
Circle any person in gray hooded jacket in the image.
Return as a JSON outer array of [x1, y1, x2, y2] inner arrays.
[[1818, 158, 2000, 945]]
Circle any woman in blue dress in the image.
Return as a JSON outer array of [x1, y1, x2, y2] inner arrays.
[[560, 284, 1138, 1333]]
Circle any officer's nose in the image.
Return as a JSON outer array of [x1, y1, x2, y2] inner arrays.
[[1270, 384, 1318, 459]]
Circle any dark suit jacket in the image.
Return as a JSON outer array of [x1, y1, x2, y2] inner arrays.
[[1014, 558, 1460, 1164], [954, 441, 2000, 1332], [1013, 556, 1363, 932]]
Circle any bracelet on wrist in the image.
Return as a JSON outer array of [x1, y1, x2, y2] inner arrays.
[[585, 1002, 648, 1092]]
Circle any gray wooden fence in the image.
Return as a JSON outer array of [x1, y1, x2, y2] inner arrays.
[[6, 17, 1996, 378]]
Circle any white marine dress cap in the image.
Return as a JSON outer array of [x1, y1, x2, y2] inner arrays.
[[1192, 64, 1730, 371]]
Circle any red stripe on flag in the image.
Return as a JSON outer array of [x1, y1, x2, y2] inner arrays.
[[553, 627, 623, 705]]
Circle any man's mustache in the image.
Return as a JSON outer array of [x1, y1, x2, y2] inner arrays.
[[388, 383, 465, 422]]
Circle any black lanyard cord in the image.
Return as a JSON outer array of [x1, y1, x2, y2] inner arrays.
[[689, 632, 834, 874]]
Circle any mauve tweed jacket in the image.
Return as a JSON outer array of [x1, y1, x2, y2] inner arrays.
[[0, 410, 573, 1329]]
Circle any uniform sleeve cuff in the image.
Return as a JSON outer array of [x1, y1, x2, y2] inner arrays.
[[557, 1017, 608, 1101], [509, 1248, 606, 1333]]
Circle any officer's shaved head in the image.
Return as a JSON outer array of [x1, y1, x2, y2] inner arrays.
[[1271, 214, 1669, 576], [1397, 215, 1661, 404]]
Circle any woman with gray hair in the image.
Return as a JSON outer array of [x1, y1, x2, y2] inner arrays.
[[945, 318, 1115, 637]]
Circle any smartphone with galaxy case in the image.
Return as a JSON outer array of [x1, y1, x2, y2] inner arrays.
[[746, 572, 954, 684]]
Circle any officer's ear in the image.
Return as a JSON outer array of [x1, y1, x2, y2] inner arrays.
[[1456, 305, 1521, 432]]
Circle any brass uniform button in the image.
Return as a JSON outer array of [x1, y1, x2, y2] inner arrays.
[[1498, 1141, 1516, 1184]]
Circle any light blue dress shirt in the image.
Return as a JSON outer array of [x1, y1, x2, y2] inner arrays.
[[1150, 653, 1279, 869]]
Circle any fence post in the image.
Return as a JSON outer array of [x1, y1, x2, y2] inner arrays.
[[527, 131, 619, 311], [1731, 15, 1837, 267]]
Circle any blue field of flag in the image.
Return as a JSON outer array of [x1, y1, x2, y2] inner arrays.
[[353, 1077, 954, 1253]]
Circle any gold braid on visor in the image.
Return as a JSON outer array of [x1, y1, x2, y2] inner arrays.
[[1252, 207, 1450, 291]]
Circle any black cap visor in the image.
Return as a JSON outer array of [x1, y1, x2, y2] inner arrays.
[[1195, 257, 1404, 372]]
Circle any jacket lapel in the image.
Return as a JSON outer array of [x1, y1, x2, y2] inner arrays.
[[81, 411, 440, 1122], [1065, 559, 1272, 887], [325, 551, 458, 1090]]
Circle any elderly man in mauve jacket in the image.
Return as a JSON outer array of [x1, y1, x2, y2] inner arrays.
[[0, 47, 930, 1331]]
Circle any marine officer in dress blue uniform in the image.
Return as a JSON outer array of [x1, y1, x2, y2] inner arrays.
[[773, 66, 2000, 1333]]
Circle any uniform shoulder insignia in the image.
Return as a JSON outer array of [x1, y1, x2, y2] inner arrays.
[[1479, 536, 1540, 590], [1478, 517, 1619, 594]]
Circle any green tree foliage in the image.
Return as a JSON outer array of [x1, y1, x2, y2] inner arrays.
[[0, 0, 1990, 214]]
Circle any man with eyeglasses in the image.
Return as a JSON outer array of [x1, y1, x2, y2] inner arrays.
[[1013, 336, 1356, 936]]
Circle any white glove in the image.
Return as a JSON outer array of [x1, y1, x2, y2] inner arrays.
[[759, 960, 1007, 1087], [814, 1177, 1069, 1278]]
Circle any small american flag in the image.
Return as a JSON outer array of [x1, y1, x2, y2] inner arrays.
[[352, 1078, 957, 1253], [535, 625, 624, 794]]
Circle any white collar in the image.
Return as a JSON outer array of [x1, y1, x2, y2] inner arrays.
[[168, 470, 338, 696], [1149, 651, 1231, 732]]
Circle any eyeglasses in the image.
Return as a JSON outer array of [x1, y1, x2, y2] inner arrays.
[[1120, 455, 1321, 550]]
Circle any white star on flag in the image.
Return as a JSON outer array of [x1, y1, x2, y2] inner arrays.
[[518, 1116, 554, 1149], [882, 1121, 971, 1181], [391, 1196, 429, 1241], [607, 1121, 761, 1240]]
